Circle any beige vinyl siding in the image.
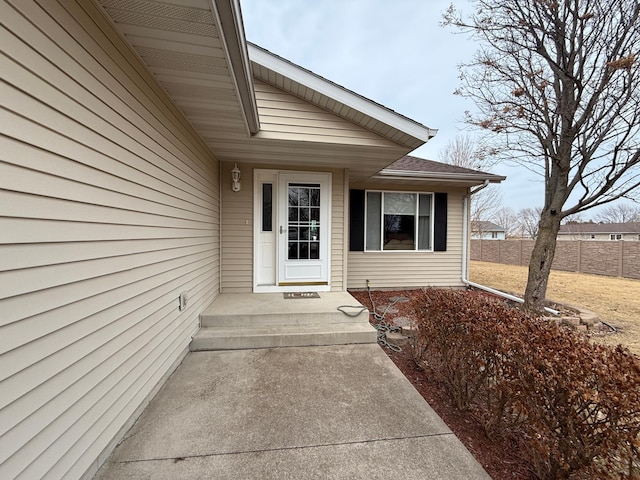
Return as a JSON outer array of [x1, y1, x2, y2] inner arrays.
[[220, 162, 254, 293], [347, 189, 467, 289], [254, 80, 398, 147], [1, 2, 219, 479], [558, 232, 639, 241], [221, 163, 345, 292], [331, 169, 346, 292]]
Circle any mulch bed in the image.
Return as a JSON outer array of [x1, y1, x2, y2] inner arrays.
[[349, 289, 536, 480]]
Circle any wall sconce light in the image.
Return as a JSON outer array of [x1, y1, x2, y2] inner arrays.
[[231, 163, 241, 192]]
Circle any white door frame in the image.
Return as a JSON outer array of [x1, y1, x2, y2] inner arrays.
[[253, 169, 331, 293]]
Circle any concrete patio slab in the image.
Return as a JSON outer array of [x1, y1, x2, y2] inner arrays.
[[94, 344, 491, 480]]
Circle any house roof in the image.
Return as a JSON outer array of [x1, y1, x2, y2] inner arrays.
[[97, 0, 439, 178], [471, 221, 505, 232], [372, 155, 506, 187], [559, 222, 640, 235]]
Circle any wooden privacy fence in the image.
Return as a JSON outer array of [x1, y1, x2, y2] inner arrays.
[[471, 239, 640, 280]]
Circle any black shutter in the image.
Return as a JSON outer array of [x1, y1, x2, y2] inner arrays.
[[349, 189, 365, 251], [434, 192, 447, 251]]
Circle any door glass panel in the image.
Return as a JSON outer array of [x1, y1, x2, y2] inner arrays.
[[310, 189, 320, 206], [300, 242, 309, 258], [289, 188, 299, 206], [310, 242, 319, 259], [288, 242, 298, 259], [287, 183, 321, 260], [299, 188, 309, 206], [262, 183, 272, 232]]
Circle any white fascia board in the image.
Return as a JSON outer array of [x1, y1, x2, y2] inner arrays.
[[248, 43, 437, 143], [211, 0, 260, 134], [375, 170, 506, 184]]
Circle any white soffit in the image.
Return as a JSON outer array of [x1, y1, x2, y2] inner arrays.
[[98, 0, 435, 174], [248, 43, 438, 149], [98, 0, 259, 142]]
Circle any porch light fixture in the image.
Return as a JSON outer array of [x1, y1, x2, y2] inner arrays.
[[231, 163, 241, 192]]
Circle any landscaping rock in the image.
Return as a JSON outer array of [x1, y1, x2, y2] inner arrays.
[[561, 316, 581, 328]]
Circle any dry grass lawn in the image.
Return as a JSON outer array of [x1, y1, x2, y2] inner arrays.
[[470, 261, 640, 356]]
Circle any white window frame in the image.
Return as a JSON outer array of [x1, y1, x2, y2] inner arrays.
[[364, 190, 434, 252], [610, 234, 622, 240]]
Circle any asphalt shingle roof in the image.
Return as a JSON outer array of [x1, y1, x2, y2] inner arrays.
[[384, 155, 495, 176], [558, 222, 640, 234], [472, 221, 505, 232]]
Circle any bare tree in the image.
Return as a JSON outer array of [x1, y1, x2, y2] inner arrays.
[[517, 207, 543, 239], [438, 133, 499, 171], [470, 186, 503, 225], [562, 212, 590, 224], [445, 0, 640, 310], [439, 134, 502, 225], [594, 204, 640, 223], [492, 207, 519, 237]]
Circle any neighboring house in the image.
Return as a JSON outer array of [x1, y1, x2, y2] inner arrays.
[[471, 221, 506, 240], [558, 222, 640, 241], [0, 1, 504, 479]]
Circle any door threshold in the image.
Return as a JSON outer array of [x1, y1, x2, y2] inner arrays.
[[253, 285, 331, 293]]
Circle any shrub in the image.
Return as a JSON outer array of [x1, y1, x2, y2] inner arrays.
[[410, 288, 640, 480]]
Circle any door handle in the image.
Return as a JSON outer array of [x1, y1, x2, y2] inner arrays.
[[280, 226, 285, 234]]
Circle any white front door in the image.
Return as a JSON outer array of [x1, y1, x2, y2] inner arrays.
[[254, 170, 331, 292]]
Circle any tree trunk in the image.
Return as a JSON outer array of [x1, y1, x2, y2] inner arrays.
[[524, 210, 562, 311]]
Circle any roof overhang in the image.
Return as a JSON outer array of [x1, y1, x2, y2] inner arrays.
[[373, 169, 506, 187], [248, 43, 437, 149], [97, 0, 259, 144], [212, 0, 259, 134], [98, 0, 438, 177]]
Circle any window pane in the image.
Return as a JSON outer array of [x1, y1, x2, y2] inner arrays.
[[384, 193, 416, 215], [383, 214, 415, 250], [310, 242, 319, 259], [299, 188, 309, 206], [418, 194, 432, 250], [366, 192, 381, 250], [288, 188, 299, 207], [419, 193, 431, 215], [310, 188, 320, 206], [262, 183, 272, 232], [300, 242, 309, 259], [418, 217, 431, 249]]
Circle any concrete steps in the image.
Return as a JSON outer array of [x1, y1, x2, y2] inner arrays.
[[191, 292, 377, 350], [200, 308, 370, 328], [191, 323, 377, 351]]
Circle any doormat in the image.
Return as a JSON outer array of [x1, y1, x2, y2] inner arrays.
[[283, 292, 320, 299]]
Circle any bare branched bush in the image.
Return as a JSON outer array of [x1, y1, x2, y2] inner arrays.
[[411, 289, 640, 479]]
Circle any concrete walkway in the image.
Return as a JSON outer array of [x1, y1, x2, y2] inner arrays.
[[94, 344, 491, 479]]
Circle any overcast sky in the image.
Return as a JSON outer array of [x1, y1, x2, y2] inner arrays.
[[240, 0, 544, 213]]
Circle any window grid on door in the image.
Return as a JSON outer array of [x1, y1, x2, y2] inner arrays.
[[287, 183, 321, 260]]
